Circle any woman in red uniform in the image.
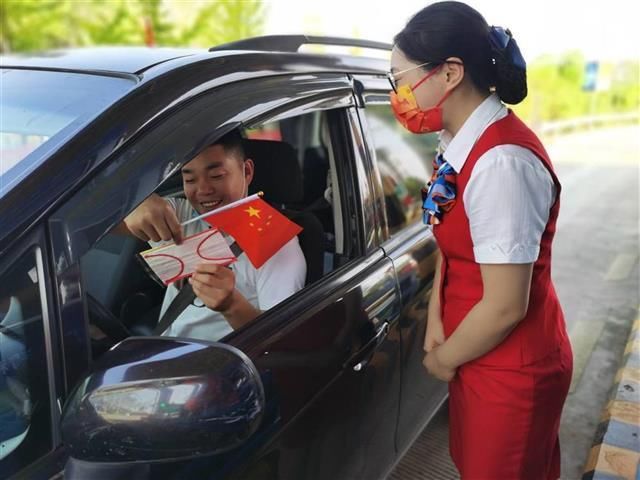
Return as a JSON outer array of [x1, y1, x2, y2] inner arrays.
[[388, 2, 573, 479]]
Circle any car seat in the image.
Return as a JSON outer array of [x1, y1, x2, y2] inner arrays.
[[243, 139, 324, 285]]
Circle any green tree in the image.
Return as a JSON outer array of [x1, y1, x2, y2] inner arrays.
[[1, 0, 70, 52], [514, 52, 640, 124], [138, 0, 175, 45], [0, 0, 267, 53], [206, 1, 265, 46], [65, 0, 142, 47], [153, 1, 267, 48]]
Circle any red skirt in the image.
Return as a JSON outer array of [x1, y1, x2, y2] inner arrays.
[[448, 342, 573, 479]]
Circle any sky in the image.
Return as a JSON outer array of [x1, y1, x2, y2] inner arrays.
[[264, 0, 640, 63]]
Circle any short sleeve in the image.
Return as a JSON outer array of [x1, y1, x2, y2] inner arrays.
[[463, 145, 556, 264], [169, 197, 192, 223], [255, 236, 307, 310]]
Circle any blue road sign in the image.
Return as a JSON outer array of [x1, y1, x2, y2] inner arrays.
[[583, 61, 599, 92]]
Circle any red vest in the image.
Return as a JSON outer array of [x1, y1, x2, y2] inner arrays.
[[433, 112, 569, 367]]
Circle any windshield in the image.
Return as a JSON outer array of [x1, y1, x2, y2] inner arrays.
[[0, 68, 135, 195]]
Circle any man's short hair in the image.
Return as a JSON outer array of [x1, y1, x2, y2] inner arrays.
[[212, 129, 245, 162]]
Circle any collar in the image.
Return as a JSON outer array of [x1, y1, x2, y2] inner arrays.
[[439, 93, 507, 173]]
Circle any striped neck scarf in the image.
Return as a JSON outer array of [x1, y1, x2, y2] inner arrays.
[[421, 153, 457, 225]]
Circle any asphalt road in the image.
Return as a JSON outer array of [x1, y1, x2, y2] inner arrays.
[[390, 124, 640, 480], [552, 125, 639, 479]]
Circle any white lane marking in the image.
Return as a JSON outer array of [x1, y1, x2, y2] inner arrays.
[[604, 253, 639, 281], [568, 318, 605, 394]]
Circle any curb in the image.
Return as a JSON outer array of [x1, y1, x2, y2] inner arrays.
[[582, 313, 640, 480]]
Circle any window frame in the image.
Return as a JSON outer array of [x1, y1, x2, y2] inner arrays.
[[49, 73, 355, 271], [0, 225, 62, 475], [352, 75, 438, 247], [48, 71, 370, 368]]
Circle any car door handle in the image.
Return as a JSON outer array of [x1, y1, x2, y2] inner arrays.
[[350, 321, 390, 372], [365, 290, 396, 320]]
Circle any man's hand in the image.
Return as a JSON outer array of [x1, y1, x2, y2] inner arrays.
[[189, 264, 236, 312], [123, 193, 183, 244], [189, 263, 261, 331], [423, 346, 457, 382]]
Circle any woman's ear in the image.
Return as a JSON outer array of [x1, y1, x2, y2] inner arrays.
[[444, 57, 465, 91]]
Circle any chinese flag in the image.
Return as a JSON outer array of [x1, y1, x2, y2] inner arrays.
[[203, 197, 302, 269]]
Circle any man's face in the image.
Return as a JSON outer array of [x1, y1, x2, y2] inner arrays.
[[181, 145, 254, 215]]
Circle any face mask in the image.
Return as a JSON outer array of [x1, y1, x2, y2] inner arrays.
[[390, 65, 453, 134]]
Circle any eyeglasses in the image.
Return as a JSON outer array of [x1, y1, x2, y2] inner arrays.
[[387, 60, 464, 93], [387, 61, 434, 93]]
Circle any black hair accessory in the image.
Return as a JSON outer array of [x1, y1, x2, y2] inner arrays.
[[489, 26, 526, 70]]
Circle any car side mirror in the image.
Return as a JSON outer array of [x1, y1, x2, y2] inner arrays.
[[60, 337, 265, 463]]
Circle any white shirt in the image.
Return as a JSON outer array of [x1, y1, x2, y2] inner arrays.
[[439, 94, 557, 264], [151, 198, 306, 342]]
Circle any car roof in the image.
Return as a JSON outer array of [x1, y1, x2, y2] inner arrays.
[[0, 36, 392, 77], [0, 46, 202, 75]]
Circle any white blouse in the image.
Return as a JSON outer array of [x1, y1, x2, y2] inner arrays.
[[439, 94, 557, 264]]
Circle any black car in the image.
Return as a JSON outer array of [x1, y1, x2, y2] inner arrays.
[[0, 36, 447, 479]]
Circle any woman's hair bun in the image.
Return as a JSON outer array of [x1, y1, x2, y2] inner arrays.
[[488, 26, 528, 104]]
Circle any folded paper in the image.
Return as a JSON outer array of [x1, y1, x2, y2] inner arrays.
[[140, 228, 236, 285]]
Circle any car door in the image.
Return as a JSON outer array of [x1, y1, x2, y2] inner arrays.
[[0, 227, 67, 479], [48, 72, 403, 480], [352, 75, 450, 456], [220, 105, 403, 480]]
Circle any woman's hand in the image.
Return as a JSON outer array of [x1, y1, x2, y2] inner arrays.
[[424, 286, 445, 352], [424, 308, 445, 352], [423, 346, 457, 382]]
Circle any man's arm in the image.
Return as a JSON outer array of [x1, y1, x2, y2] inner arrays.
[[114, 193, 183, 244]]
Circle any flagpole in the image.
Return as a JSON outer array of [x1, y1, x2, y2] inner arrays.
[[181, 191, 264, 227]]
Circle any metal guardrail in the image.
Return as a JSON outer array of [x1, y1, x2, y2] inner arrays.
[[538, 112, 640, 136]]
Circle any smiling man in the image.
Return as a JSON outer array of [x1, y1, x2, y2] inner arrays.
[[120, 130, 306, 341]]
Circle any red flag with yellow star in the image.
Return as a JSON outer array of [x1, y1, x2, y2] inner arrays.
[[202, 195, 302, 269]]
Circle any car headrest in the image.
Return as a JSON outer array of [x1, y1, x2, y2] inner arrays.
[[243, 139, 303, 205]]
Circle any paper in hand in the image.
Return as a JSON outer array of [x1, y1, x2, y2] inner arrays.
[[139, 228, 236, 285]]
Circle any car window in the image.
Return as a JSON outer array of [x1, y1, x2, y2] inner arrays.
[[247, 110, 346, 268], [0, 250, 52, 477], [361, 103, 439, 236], [80, 108, 352, 355], [0, 69, 135, 198]]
